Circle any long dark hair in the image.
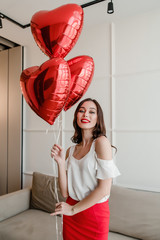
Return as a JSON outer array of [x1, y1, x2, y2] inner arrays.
[[71, 98, 117, 152]]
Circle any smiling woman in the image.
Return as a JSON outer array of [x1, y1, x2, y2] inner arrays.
[[51, 98, 120, 239]]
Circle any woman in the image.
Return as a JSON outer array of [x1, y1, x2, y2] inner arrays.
[[51, 98, 120, 240]]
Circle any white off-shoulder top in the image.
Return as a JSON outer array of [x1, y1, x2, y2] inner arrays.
[[66, 140, 121, 203]]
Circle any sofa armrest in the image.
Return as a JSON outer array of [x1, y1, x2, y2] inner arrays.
[[0, 188, 31, 222]]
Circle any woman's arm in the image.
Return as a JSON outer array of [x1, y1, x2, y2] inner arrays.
[[51, 136, 112, 216], [71, 178, 112, 215], [51, 144, 69, 198]]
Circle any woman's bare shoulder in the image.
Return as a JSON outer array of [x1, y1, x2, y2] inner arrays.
[[95, 136, 111, 148], [95, 136, 112, 160]]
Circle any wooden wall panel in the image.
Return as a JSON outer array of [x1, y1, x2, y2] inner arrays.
[[8, 46, 22, 193], [0, 50, 8, 195], [0, 46, 22, 195]]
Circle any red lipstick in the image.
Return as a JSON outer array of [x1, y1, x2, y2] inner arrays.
[[81, 118, 90, 123]]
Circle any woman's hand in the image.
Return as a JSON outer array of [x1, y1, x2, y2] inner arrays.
[[51, 144, 65, 165], [50, 202, 74, 216]]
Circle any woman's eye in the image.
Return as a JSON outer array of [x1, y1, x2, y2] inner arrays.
[[79, 110, 85, 113], [90, 111, 95, 114]]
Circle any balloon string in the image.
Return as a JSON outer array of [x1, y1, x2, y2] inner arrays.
[[51, 116, 63, 240]]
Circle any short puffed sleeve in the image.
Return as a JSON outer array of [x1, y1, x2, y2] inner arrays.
[[95, 156, 121, 180]]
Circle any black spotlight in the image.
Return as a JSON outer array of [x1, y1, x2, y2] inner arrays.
[[0, 17, 2, 28], [107, 0, 114, 14]]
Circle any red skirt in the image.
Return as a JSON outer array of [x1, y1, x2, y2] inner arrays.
[[63, 197, 110, 240]]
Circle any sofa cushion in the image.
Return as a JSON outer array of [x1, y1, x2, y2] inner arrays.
[[109, 231, 139, 240], [31, 172, 65, 213], [109, 185, 160, 240], [0, 209, 62, 240]]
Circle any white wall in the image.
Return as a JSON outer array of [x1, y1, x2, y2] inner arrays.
[[113, 10, 160, 191]]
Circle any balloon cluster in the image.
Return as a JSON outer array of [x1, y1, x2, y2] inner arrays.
[[20, 4, 94, 125]]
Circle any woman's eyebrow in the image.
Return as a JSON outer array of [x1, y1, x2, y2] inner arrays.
[[79, 107, 96, 110]]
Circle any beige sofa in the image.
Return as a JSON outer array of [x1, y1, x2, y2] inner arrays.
[[0, 172, 160, 240]]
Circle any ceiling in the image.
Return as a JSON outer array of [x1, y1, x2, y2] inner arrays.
[[0, 0, 160, 50], [1, 0, 160, 25]]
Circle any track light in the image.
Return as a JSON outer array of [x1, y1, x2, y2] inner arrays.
[[0, 17, 2, 28], [107, 0, 114, 14], [0, 1, 113, 30], [0, 12, 30, 29]]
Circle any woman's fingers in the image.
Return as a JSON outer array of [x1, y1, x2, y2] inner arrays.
[[51, 149, 58, 155], [54, 202, 67, 214], [52, 144, 62, 151], [55, 203, 62, 210], [51, 150, 56, 158], [55, 202, 62, 207], [51, 145, 62, 155], [50, 202, 74, 216], [51, 145, 60, 158], [54, 144, 63, 151], [50, 144, 65, 161], [52, 145, 59, 152], [50, 202, 64, 216], [50, 211, 62, 216]]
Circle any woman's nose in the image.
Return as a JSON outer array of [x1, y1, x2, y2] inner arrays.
[[83, 111, 88, 117]]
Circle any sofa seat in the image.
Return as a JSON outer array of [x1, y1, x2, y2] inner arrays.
[[109, 231, 139, 240], [0, 209, 62, 240], [0, 209, 138, 240]]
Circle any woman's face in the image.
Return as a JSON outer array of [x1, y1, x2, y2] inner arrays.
[[77, 101, 98, 130]]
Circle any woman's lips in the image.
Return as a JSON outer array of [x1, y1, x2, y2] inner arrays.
[[81, 119, 90, 123]]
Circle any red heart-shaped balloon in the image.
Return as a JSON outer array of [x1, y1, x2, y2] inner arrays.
[[20, 58, 70, 125], [31, 4, 83, 58], [63, 55, 94, 111]]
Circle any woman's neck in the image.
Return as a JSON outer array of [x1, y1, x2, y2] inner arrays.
[[81, 129, 93, 147]]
